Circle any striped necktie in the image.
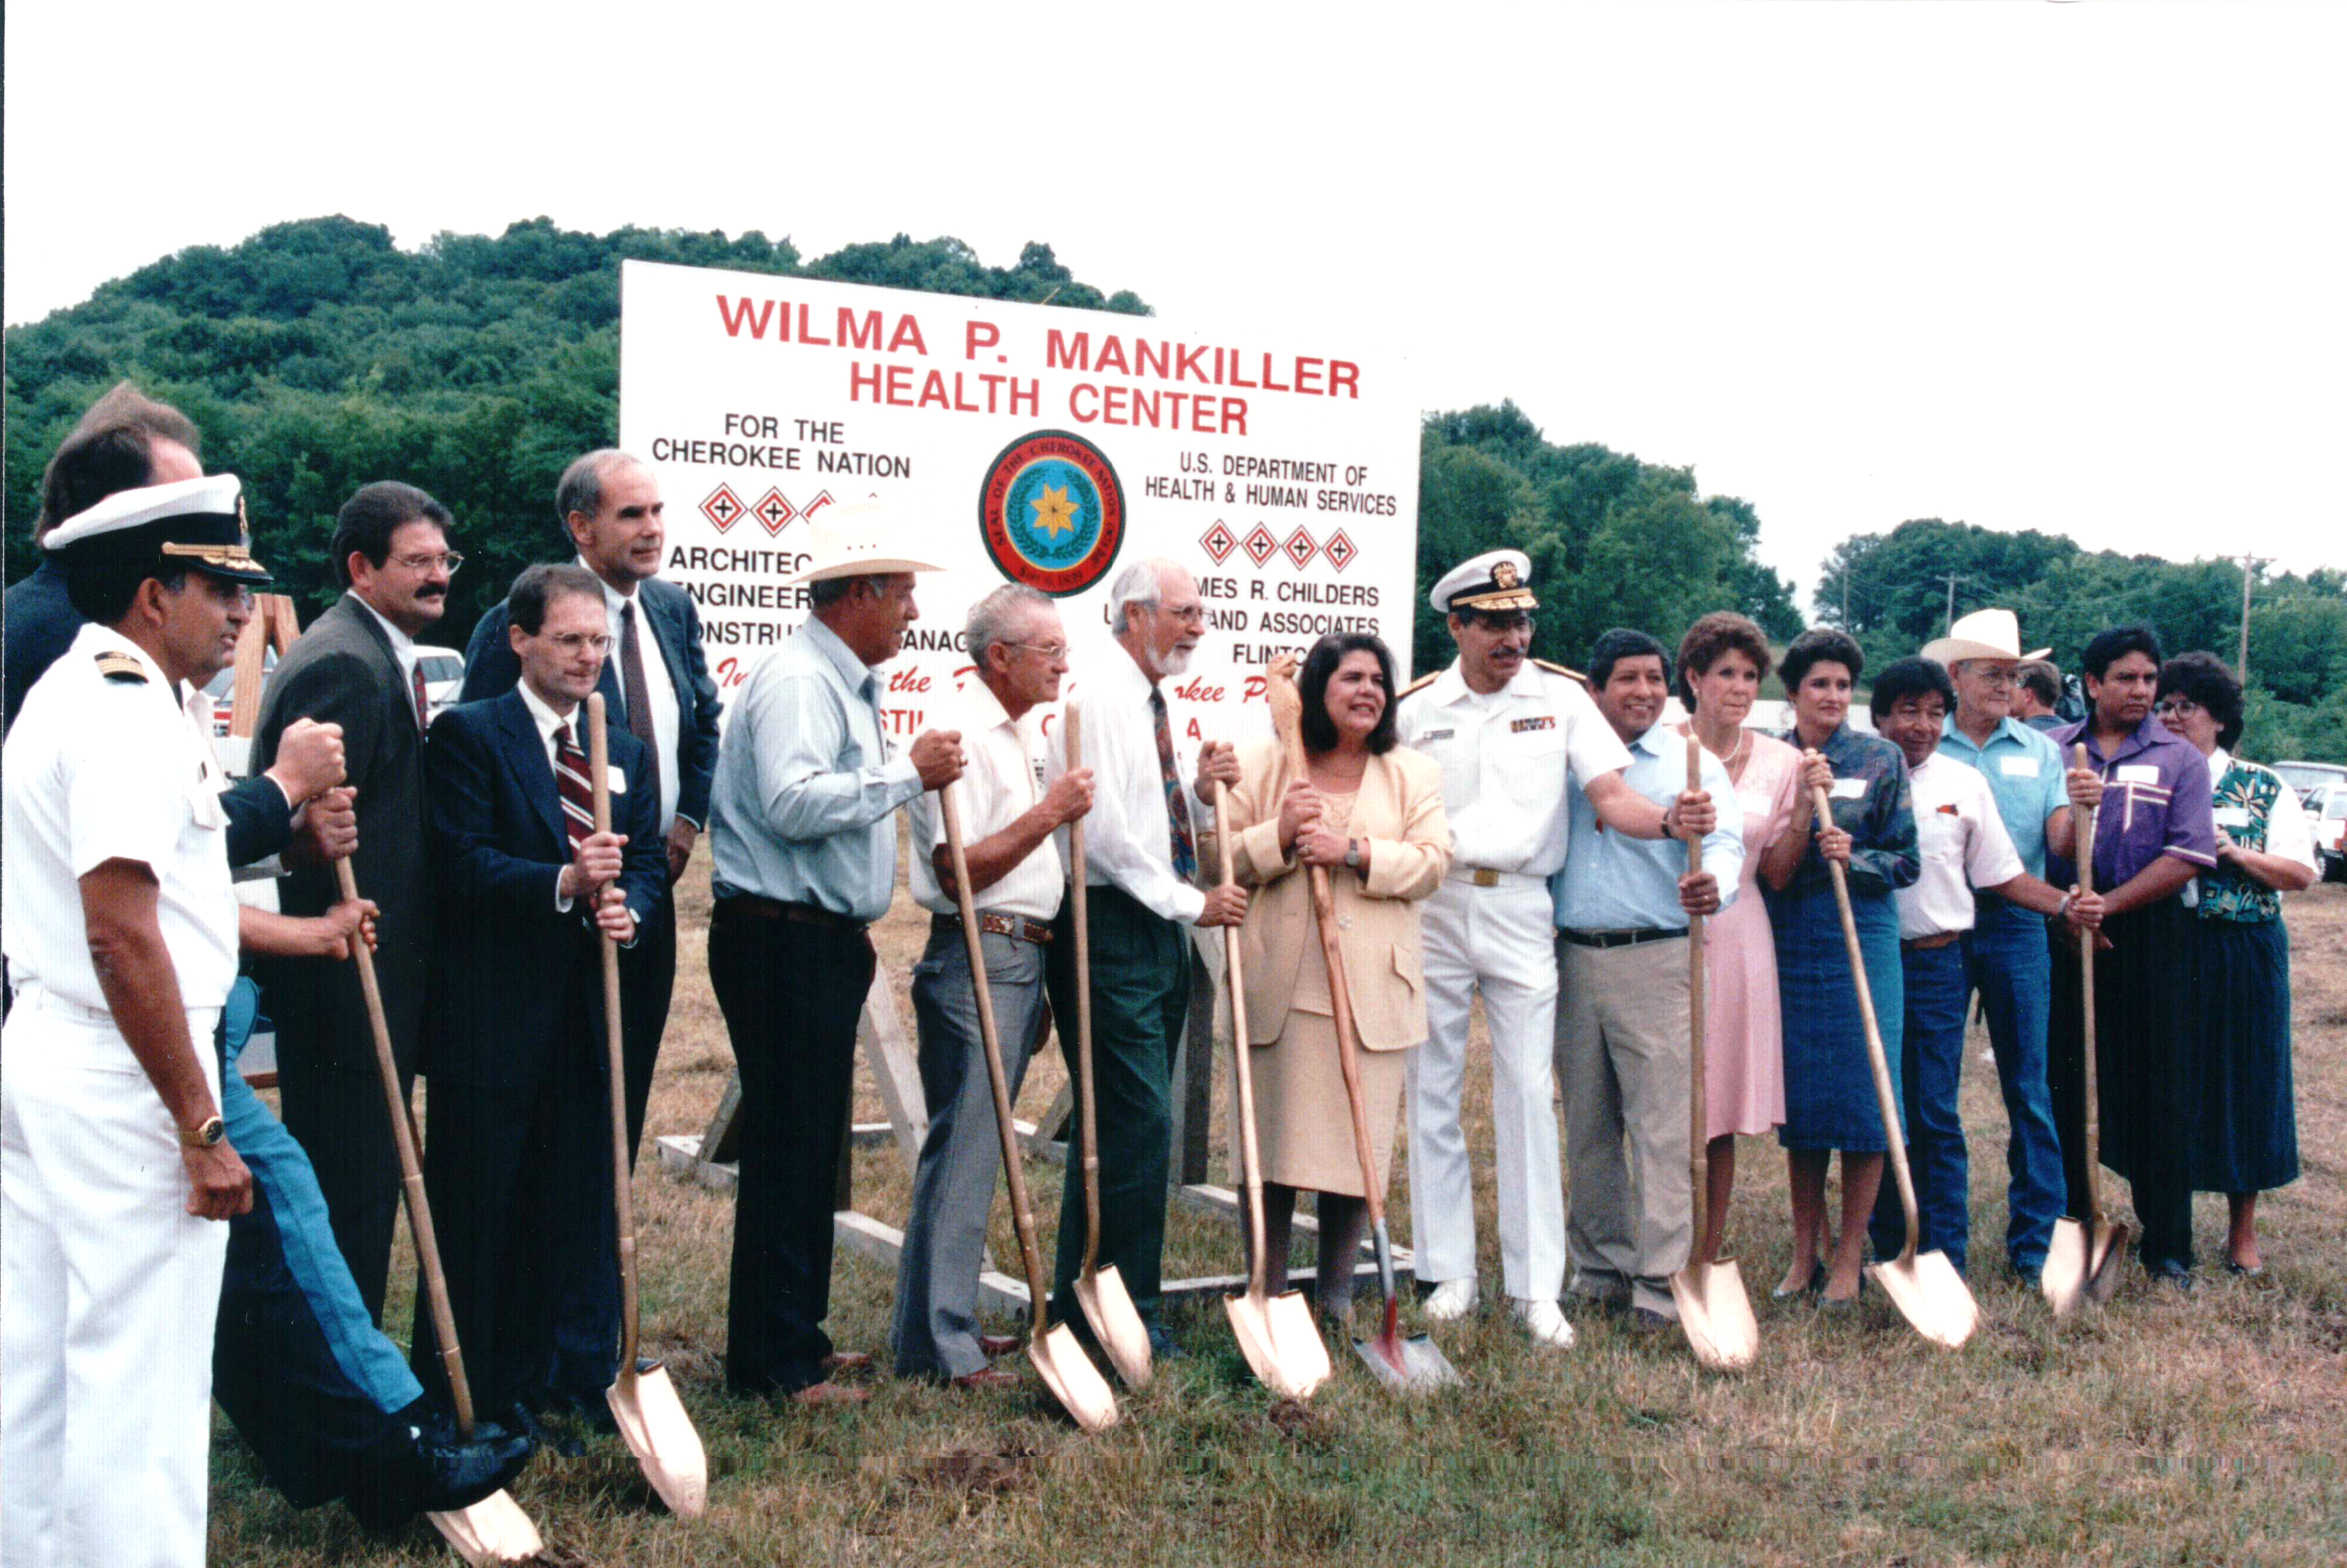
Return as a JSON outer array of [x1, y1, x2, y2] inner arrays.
[[555, 719, 594, 854]]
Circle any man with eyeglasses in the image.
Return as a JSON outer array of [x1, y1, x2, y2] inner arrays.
[[253, 481, 463, 1323], [1921, 608, 2097, 1286], [892, 585, 1094, 1388], [412, 562, 666, 1431]]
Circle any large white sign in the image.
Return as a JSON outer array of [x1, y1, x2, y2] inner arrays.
[[617, 260, 1420, 749]]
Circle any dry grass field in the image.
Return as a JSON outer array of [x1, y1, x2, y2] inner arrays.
[[212, 860, 2347, 1567]]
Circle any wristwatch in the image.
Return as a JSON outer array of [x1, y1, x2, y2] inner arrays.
[[1343, 838, 1363, 870], [180, 1115, 226, 1149]]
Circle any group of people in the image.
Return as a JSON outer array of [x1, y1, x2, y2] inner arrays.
[[0, 381, 2317, 1567]]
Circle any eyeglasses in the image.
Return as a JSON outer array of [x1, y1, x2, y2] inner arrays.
[[392, 551, 464, 575], [545, 633, 613, 655], [1158, 602, 1206, 626], [1004, 641, 1070, 661], [2154, 698, 2201, 720], [1962, 666, 2017, 689]]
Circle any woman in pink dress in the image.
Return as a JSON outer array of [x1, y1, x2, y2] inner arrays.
[[1674, 613, 1801, 1281]]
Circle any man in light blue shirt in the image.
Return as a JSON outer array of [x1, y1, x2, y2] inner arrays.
[[1922, 608, 2086, 1282], [1550, 631, 1741, 1330], [706, 503, 966, 1407]]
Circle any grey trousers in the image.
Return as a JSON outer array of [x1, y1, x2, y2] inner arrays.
[[1555, 935, 1692, 1319], [891, 921, 1047, 1380]]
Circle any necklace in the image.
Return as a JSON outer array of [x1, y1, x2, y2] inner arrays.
[[1685, 720, 1748, 782]]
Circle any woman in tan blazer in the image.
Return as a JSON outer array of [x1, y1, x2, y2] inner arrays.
[[1212, 632, 1450, 1322]]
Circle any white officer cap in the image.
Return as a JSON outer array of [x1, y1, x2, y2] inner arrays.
[[1429, 548, 1536, 615], [43, 474, 272, 585]]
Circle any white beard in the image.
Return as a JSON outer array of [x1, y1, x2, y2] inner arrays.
[[1156, 645, 1195, 677]]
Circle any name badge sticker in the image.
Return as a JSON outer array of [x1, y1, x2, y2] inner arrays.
[[2212, 806, 2252, 831], [607, 765, 628, 794], [1737, 789, 1774, 819], [1998, 755, 2041, 778], [2115, 764, 2160, 785], [1829, 777, 1867, 800]]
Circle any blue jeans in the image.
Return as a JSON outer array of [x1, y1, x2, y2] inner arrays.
[[1870, 941, 1973, 1273], [1964, 897, 2066, 1271]]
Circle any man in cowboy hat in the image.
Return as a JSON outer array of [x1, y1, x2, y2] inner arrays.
[[1395, 550, 1712, 1349], [708, 501, 966, 1408], [3, 475, 272, 1567], [1921, 608, 2097, 1284]]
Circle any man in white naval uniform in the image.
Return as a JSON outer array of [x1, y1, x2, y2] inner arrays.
[[1395, 551, 1712, 1347], [3, 475, 272, 1568]]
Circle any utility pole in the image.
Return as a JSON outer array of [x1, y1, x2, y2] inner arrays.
[[2235, 552, 2270, 685], [1940, 572, 1965, 635]]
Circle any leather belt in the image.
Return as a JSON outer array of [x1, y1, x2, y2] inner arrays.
[[1560, 927, 1685, 950], [934, 911, 1055, 946], [716, 893, 868, 933], [1447, 866, 1545, 890], [1902, 930, 1964, 951]]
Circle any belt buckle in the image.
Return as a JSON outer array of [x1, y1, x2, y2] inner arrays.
[[1471, 868, 1500, 889]]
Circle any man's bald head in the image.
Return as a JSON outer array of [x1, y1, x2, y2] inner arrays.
[[35, 381, 205, 543]]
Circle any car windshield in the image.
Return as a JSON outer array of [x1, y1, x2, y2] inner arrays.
[[417, 656, 464, 682], [2327, 795, 2347, 820]]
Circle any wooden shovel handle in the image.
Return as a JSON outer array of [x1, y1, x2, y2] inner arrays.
[[2073, 743, 2106, 1223], [1685, 737, 1711, 1262], [941, 784, 1052, 1336], [1811, 782, 1923, 1264], [588, 694, 642, 1375], [1065, 704, 1105, 1275], [337, 853, 474, 1436], [1214, 779, 1273, 1298]]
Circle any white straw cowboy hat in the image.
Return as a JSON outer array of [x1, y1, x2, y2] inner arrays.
[[1922, 608, 2052, 667], [787, 499, 945, 584]]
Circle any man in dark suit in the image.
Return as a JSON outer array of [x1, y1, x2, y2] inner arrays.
[[251, 481, 459, 1321], [459, 449, 720, 1160], [415, 563, 666, 1432]]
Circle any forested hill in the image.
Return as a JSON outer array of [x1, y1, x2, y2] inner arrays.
[[4, 216, 1800, 675]]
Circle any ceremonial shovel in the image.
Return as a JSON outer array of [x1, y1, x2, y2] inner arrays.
[[1062, 706, 1154, 1386], [336, 856, 545, 1564], [1265, 654, 1459, 1392], [1213, 776, 1333, 1400], [1811, 783, 1979, 1350], [1666, 736, 1758, 1370], [940, 781, 1120, 1432], [2042, 745, 2130, 1315], [588, 695, 709, 1516]]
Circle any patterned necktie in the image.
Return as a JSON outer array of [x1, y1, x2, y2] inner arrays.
[[555, 719, 595, 855], [1149, 686, 1198, 881], [618, 601, 662, 806], [410, 660, 430, 735]]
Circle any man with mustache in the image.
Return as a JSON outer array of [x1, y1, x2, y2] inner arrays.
[[1396, 555, 1708, 1350], [1043, 556, 1247, 1363], [253, 481, 460, 1321]]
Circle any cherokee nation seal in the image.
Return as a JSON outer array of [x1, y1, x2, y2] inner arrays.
[[977, 429, 1126, 596]]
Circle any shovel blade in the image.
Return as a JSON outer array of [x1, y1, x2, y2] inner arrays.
[[608, 1363, 710, 1518], [1668, 1258, 1759, 1371], [427, 1490, 545, 1565], [1031, 1321, 1120, 1433], [2042, 1217, 2090, 1317], [1225, 1288, 1332, 1401], [2085, 1218, 2132, 1306], [1073, 1265, 1154, 1388], [1350, 1327, 1461, 1393], [1866, 1250, 1979, 1350]]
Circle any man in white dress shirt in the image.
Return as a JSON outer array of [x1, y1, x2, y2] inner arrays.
[[1395, 551, 1708, 1348], [1045, 557, 1247, 1358], [892, 586, 1095, 1386]]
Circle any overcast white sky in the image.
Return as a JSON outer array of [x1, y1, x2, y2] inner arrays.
[[7, 1, 2341, 611]]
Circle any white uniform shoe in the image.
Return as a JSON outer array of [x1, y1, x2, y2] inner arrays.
[[1512, 1296, 1577, 1350], [1423, 1277, 1479, 1321]]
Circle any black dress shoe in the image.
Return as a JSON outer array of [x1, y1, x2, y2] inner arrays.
[[410, 1411, 535, 1513], [506, 1399, 584, 1459], [2145, 1260, 2194, 1291]]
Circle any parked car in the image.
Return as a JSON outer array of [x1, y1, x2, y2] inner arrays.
[[414, 645, 467, 720], [2274, 760, 2347, 800], [2311, 786, 2347, 883]]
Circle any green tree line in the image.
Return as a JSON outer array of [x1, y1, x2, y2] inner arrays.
[[1819, 519, 2347, 762]]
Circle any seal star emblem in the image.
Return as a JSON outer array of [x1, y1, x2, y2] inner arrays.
[[1030, 483, 1079, 539]]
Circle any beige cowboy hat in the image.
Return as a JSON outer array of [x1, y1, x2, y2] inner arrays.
[[787, 498, 945, 584], [1922, 608, 2051, 667]]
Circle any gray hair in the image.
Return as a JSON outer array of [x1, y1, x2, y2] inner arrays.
[[1107, 557, 1181, 633], [555, 449, 643, 529], [966, 584, 1055, 668]]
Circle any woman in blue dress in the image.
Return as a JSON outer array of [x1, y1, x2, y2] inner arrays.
[[1762, 628, 1919, 1306]]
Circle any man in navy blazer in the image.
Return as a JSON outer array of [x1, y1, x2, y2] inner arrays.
[[414, 563, 666, 1431], [458, 449, 720, 1160]]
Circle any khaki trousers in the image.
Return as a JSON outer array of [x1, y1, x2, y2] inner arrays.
[[1555, 935, 1691, 1319]]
